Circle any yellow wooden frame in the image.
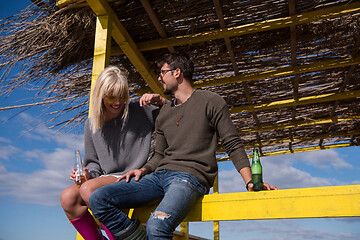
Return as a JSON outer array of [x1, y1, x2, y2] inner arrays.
[[59, 0, 360, 239], [85, 0, 164, 95], [229, 89, 360, 113], [193, 56, 360, 88], [131, 185, 360, 222]]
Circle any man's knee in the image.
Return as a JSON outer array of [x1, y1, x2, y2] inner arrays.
[[88, 188, 100, 208]]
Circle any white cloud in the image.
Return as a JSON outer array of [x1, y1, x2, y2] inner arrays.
[[0, 112, 84, 206], [218, 146, 360, 193], [218, 153, 337, 193], [261, 155, 335, 189], [0, 136, 11, 144], [0, 147, 77, 206], [19, 113, 83, 151], [214, 219, 360, 240], [298, 150, 352, 169], [0, 144, 21, 161]]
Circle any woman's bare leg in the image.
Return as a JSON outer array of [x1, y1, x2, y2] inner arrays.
[[60, 184, 88, 220], [79, 176, 117, 206], [60, 176, 117, 220]]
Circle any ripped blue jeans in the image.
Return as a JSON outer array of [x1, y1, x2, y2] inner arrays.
[[89, 170, 208, 239]]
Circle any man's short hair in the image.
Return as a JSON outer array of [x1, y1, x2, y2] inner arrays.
[[157, 52, 194, 81]]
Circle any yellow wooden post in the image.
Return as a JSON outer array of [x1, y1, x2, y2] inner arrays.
[[77, 14, 111, 240], [85, 0, 165, 96], [213, 175, 219, 240], [179, 222, 189, 240], [76, 232, 85, 240], [88, 14, 112, 118]]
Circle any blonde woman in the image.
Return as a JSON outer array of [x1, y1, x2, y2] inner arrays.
[[60, 66, 164, 240]]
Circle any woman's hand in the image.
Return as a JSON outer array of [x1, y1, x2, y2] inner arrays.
[[69, 168, 90, 182]]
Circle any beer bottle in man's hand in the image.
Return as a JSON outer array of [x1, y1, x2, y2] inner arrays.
[[251, 148, 263, 191]]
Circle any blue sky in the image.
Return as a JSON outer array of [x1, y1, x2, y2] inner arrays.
[[0, 1, 360, 240]]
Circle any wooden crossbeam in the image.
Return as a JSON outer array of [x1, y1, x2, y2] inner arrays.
[[140, 0, 175, 53], [85, 0, 164, 95], [255, 142, 355, 157], [218, 142, 356, 161], [56, 0, 117, 8], [212, 0, 263, 152], [57, 1, 360, 55], [193, 56, 360, 88], [243, 129, 360, 149], [56, 0, 78, 8], [135, 56, 360, 95], [229, 89, 360, 113], [132, 185, 360, 222], [136, 2, 360, 51], [238, 115, 360, 134]]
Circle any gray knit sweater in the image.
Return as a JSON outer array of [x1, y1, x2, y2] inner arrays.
[[84, 102, 158, 178], [143, 90, 250, 189]]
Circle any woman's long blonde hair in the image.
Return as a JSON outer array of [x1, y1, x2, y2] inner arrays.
[[89, 66, 130, 133]]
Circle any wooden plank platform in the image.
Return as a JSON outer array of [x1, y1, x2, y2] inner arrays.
[[132, 185, 360, 223]]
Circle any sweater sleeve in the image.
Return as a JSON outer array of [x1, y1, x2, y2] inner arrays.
[[142, 116, 167, 173], [140, 102, 159, 128], [83, 120, 103, 178], [209, 97, 250, 171]]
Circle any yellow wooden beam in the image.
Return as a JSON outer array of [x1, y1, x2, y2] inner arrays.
[[88, 14, 111, 118], [179, 222, 189, 240], [132, 185, 360, 222], [58, 1, 360, 55], [56, 0, 118, 8], [136, 2, 360, 51], [239, 115, 360, 134], [85, 0, 164, 95], [212, 176, 220, 240], [56, 0, 78, 8], [134, 56, 360, 95], [229, 90, 360, 113], [76, 232, 84, 240], [193, 57, 360, 88], [259, 143, 355, 157], [243, 129, 360, 149], [218, 142, 355, 162]]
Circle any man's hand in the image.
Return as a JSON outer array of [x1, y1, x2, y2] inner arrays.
[[139, 93, 164, 107], [117, 168, 147, 182], [262, 182, 278, 190], [247, 181, 279, 191]]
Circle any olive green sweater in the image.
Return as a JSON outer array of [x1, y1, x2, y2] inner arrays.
[[143, 90, 250, 190]]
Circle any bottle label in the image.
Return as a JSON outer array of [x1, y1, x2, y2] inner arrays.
[[75, 170, 86, 186], [75, 170, 81, 184], [252, 173, 263, 191]]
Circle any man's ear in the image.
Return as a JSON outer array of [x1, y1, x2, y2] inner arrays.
[[173, 68, 181, 78]]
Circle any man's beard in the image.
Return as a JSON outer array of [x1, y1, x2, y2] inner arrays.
[[163, 88, 172, 95]]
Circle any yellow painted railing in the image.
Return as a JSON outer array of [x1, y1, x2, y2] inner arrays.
[[132, 185, 360, 222], [75, 185, 360, 239]]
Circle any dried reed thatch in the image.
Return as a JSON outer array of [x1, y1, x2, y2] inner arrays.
[[1, 0, 360, 155]]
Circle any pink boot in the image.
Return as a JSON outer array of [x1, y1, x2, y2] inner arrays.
[[101, 223, 115, 240], [70, 211, 106, 240]]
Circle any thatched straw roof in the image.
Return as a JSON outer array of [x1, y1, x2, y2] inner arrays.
[[1, 0, 360, 156]]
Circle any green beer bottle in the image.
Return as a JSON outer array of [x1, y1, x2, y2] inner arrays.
[[251, 148, 263, 191]]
